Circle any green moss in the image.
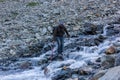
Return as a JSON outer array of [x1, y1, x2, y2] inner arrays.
[[0, 0, 19, 2], [27, 2, 39, 7], [12, 0, 20, 2], [11, 11, 19, 19], [12, 12, 18, 16], [0, 0, 4, 2]]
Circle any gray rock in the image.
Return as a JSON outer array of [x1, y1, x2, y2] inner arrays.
[[19, 61, 32, 69], [92, 70, 107, 80], [101, 55, 115, 69], [115, 53, 120, 66], [106, 25, 120, 36], [82, 23, 97, 35], [99, 66, 120, 80], [52, 68, 72, 80]]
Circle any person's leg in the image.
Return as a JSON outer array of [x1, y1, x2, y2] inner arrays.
[[56, 37, 64, 53], [60, 37, 64, 54], [56, 37, 61, 54]]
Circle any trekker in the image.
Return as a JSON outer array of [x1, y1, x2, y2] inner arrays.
[[53, 23, 70, 57]]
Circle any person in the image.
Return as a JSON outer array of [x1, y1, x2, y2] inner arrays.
[[53, 23, 70, 57]]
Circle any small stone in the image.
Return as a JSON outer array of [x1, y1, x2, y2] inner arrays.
[[62, 66, 68, 70], [19, 61, 32, 69], [105, 46, 116, 55]]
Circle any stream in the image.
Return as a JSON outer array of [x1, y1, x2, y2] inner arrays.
[[0, 24, 120, 80]]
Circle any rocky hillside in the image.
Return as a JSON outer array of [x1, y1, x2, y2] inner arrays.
[[0, 0, 120, 64], [0, 0, 120, 80]]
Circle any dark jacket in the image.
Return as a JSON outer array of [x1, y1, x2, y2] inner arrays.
[[53, 24, 69, 40]]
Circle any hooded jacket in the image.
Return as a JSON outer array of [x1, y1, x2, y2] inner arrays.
[[53, 24, 69, 40]]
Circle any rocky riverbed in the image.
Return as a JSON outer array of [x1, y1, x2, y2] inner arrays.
[[0, 0, 120, 80], [0, 19, 120, 80]]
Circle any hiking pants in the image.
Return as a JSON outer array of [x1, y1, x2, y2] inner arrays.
[[56, 37, 64, 54]]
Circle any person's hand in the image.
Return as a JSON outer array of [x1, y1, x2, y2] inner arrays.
[[67, 34, 70, 38]]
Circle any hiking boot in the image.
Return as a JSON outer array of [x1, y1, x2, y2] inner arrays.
[[58, 54, 63, 57], [58, 54, 64, 60]]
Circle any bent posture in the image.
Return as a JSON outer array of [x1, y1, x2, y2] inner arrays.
[[53, 23, 70, 56]]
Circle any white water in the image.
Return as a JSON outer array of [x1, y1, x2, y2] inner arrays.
[[0, 25, 120, 80]]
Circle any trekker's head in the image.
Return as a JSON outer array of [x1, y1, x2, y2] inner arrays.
[[58, 20, 64, 25], [58, 24, 64, 28]]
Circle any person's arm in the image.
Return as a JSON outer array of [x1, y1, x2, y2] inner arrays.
[[64, 27, 70, 37], [53, 28, 57, 41]]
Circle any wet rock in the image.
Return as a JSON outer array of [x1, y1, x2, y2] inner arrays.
[[82, 23, 97, 35], [76, 47, 81, 51], [71, 74, 79, 79], [79, 69, 90, 75], [91, 70, 107, 80], [1, 67, 11, 71], [38, 58, 48, 65], [78, 77, 86, 80], [51, 68, 72, 80], [113, 42, 120, 47], [78, 67, 93, 75], [15, 47, 30, 57], [41, 63, 49, 70], [101, 55, 115, 69], [115, 53, 120, 66], [105, 46, 116, 55], [17, 42, 44, 58], [108, 18, 120, 24], [86, 60, 95, 65], [99, 66, 120, 80], [96, 57, 101, 63], [19, 61, 32, 69], [43, 44, 52, 53], [28, 42, 44, 56], [106, 25, 120, 36], [96, 25, 104, 34], [113, 42, 120, 53], [94, 35, 106, 46]]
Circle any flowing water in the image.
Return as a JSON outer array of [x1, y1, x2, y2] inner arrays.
[[0, 24, 120, 80]]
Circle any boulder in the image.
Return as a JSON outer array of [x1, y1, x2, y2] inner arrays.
[[19, 61, 32, 69], [115, 53, 120, 66], [106, 25, 120, 36], [94, 35, 106, 46], [99, 66, 120, 80], [78, 66, 93, 75], [51, 68, 72, 80], [83, 23, 97, 35], [91, 70, 107, 80], [101, 55, 115, 69], [105, 46, 116, 55]]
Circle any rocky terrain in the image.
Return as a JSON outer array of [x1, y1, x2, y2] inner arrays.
[[0, 0, 120, 80]]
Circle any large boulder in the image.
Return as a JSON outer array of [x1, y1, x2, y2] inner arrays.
[[82, 23, 97, 35], [106, 25, 120, 36], [99, 66, 120, 80], [91, 70, 107, 80], [115, 53, 120, 66], [101, 55, 115, 69], [51, 68, 72, 80]]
